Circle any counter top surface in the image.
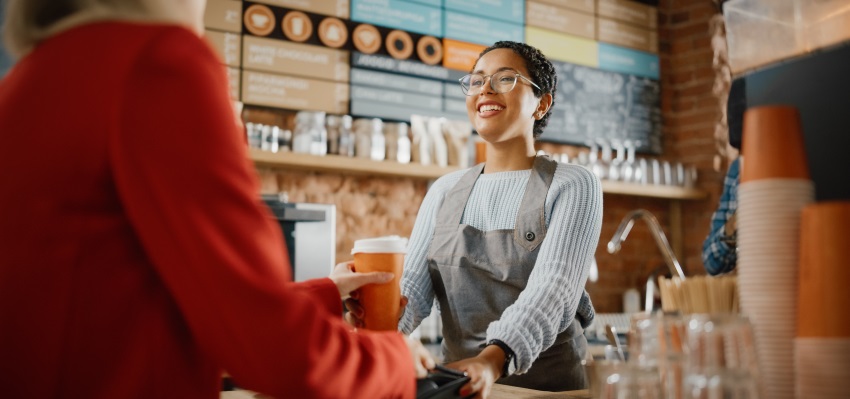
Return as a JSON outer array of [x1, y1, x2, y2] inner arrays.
[[220, 385, 591, 399]]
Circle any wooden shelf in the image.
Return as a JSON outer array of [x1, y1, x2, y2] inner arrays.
[[249, 148, 460, 180], [601, 180, 707, 200], [250, 149, 708, 200]]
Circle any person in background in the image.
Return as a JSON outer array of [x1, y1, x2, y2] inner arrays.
[[0, 0, 433, 398], [702, 157, 739, 275], [347, 41, 603, 397], [702, 78, 746, 275]]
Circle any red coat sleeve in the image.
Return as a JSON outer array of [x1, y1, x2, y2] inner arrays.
[[294, 278, 344, 316], [109, 27, 414, 398]]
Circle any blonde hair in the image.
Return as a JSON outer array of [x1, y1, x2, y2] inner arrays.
[[2, 0, 149, 59]]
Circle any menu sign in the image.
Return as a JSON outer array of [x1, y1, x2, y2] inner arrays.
[[350, 86, 442, 111], [597, 18, 658, 54], [541, 60, 662, 153], [350, 0, 442, 37], [227, 67, 241, 100], [351, 52, 451, 81], [250, 0, 350, 18], [204, 0, 242, 33], [443, 11, 523, 46], [242, 35, 349, 82], [242, 70, 349, 114], [442, 39, 485, 72], [533, 0, 594, 14], [597, 0, 658, 29], [350, 68, 443, 96], [205, 30, 242, 67], [526, 1, 596, 40]]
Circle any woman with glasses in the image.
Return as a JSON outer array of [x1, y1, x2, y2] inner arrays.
[[0, 0, 435, 397], [347, 41, 603, 396]]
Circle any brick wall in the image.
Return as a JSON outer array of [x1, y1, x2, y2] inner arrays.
[[254, 0, 729, 314]]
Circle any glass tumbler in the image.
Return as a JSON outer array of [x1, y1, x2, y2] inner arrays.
[[586, 360, 663, 399], [683, 314, 763, 399], [629, 313, 687, 399]]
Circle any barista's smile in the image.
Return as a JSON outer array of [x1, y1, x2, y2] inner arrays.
[[477, 101, 505, 116]]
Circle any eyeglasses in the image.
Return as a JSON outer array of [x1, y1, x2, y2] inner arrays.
[[458, 70, 541, 96]]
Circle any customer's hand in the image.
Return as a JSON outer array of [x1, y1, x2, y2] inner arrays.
[[406, 335, 436, 378], [344, 294, 408, 328], [445, 346, 504, 399], [329, 261, 393, 300]]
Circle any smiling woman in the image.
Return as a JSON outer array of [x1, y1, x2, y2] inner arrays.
[[345, 41, 604, 397]]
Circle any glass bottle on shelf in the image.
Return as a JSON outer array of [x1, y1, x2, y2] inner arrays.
[[325, 115, 341, 155], [309, 111, 327, 156], [384, 122, 411, 164], [292, 111, 313, 154], [396, 123, 411, 164], [337, 115, 355, 157], [369, 118, 385, 161], [277, 128, 292, 152]]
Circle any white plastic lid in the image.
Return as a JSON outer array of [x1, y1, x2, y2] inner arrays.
[[351, 235, 408, 254]]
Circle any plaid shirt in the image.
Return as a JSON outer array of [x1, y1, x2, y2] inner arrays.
[[702, 157, 740, 275]]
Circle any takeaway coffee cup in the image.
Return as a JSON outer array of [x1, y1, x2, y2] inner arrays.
[[351, 236, 407, 331]]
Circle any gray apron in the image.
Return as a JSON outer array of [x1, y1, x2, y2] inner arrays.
[[427, 156, 588, 392]]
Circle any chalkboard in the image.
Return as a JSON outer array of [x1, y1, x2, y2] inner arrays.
[[541, 60, 662, 154]]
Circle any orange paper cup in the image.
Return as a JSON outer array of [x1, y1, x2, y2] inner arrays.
[[741, 105, 810, 183], [797, 201, 850, 338], [351, 236, 406, 331]]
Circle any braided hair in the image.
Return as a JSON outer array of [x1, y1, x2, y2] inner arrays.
[[477, 41, 557, 138]]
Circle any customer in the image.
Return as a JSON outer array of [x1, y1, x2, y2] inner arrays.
[[347, 41, 603, 396], [0, 1, 433, 398]]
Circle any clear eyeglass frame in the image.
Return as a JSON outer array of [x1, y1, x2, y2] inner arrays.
[[458, 70, 541, 96]]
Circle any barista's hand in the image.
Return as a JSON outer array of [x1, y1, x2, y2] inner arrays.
[[344, 294, 408, 328], [406, 335, 436, 378], [446, 346, 505, 399], [329, 261, 393, 300]]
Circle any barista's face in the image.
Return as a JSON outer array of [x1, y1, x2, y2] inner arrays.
[[466, 48, 544, 145]]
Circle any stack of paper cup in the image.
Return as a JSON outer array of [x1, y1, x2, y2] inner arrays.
[[737, 106, 813, 399], [795, 202, 850, 399]]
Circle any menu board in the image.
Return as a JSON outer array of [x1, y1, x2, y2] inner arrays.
[[541, 60, 662, 154]]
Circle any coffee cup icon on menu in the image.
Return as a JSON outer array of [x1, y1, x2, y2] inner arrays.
[[353, 24, 381, 54], [252, 14, 268, 27], [283, 11, 313, 42], [244, 4, 275, 37], [319, 17, 348, 48]]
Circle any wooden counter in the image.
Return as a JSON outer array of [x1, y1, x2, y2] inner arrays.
[[221, 385, 590, 399], [491, 385, 590, 398]]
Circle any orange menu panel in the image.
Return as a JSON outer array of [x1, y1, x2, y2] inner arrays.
[[442, 39, 485, 72]]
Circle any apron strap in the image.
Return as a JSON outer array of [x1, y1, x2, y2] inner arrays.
[[435, 162, 486, 227], [514, 156, 558, 251]]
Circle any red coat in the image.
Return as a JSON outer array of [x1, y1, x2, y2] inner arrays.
[[0, 22, 413, 399]]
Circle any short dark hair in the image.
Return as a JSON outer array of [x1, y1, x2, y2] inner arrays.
[[476, 41, 557, 138]]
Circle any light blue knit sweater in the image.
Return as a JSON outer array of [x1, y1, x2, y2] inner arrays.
[[399, 162, 603, 375]]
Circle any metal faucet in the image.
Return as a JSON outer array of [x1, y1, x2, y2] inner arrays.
[[607, 209, 687, 280]]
